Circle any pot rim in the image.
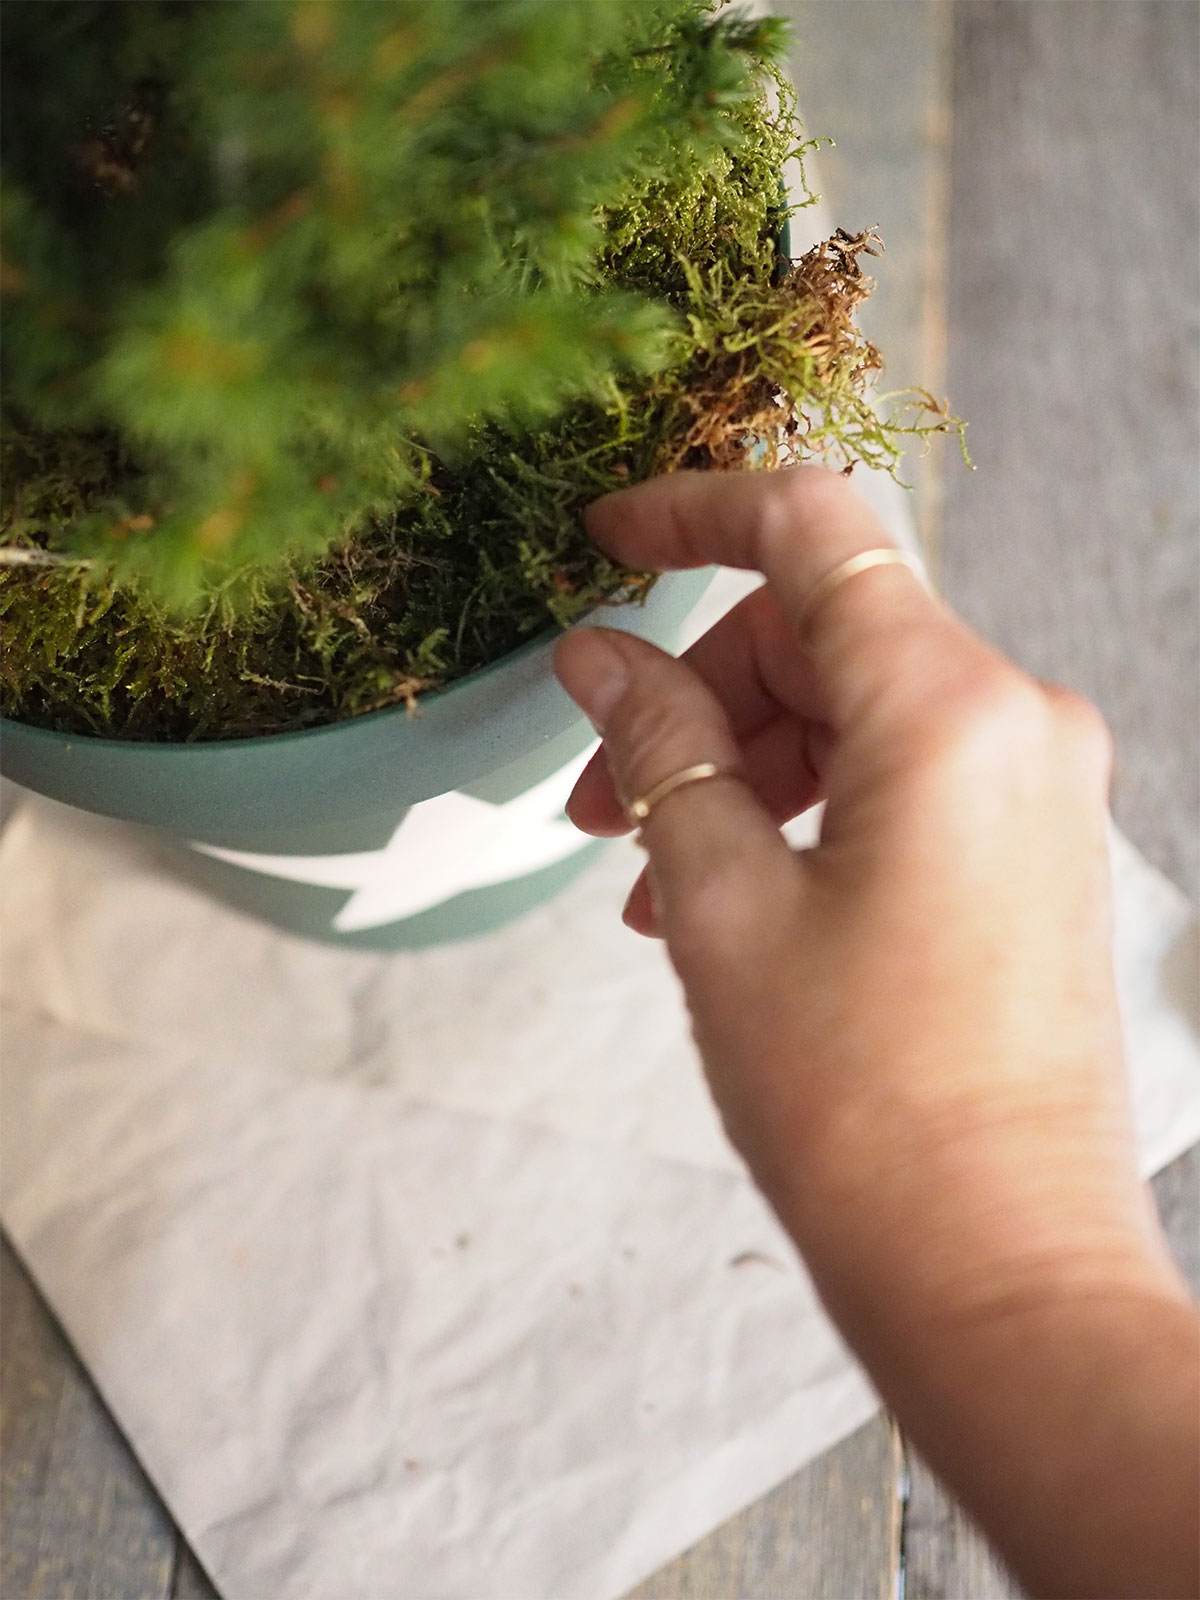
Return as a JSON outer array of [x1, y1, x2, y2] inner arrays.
[[0, 602, 602, 755]]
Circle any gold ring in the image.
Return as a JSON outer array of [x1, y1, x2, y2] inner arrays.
[[798, 547, 925, 641], [625, 762, 737, 829]]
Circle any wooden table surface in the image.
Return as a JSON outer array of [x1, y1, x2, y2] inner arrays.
[[3, 5, 1197, 1596]]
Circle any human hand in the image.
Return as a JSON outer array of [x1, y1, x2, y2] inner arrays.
[[555, 465, 1157, 1302], [553, 467, 1198, 1598]]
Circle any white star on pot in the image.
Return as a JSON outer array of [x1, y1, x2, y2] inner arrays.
[[193, 744, 598, 931]]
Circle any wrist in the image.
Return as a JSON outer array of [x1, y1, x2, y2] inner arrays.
[[748, 1070, 1181, 1338]]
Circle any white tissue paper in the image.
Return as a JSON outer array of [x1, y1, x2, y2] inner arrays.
[[1, 796, 882, 1600]]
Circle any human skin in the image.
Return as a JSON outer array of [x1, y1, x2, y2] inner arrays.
[[553, 467, 1200, 1600]]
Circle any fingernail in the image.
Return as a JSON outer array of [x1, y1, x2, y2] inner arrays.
[[646, 863, 662, 930], [564, 766, 596, 828], [622, 870, 663, 939], [557, 631, 629, 733], [622, 884, 659, 938], [621, 885, 637, 929]]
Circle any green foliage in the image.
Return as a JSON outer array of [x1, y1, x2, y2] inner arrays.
[[2, 0, 786, 595], [1, 0, 960, 741]]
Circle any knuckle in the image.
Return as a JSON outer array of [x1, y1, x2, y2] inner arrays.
[[966, 669, 1051, 744], [922, 660, 1053, 768], [911, 662, 1115, 801], [902, 656, 1068, 793], [611, 690, 695, 801], [668, 852, 772, 973], [1044, 685, 1114, 773], [762, 466, 849, 547]]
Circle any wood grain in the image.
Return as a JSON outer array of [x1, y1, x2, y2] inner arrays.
[[902, 1452, 1020, 1600], [903, 7, 1200, 1591], [169, 1539, 220, 1600], [625, 1415, 901, 1600], [0, 1234, 176, 1600], [938, 0, 1200, 898]]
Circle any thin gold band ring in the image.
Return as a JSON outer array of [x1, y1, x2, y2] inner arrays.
[[623, 550, 924, 832], [798, 547, 926, 640], [624, 761, 738, 830]]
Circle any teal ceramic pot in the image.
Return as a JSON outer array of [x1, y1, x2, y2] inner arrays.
[[0, 570, 714, 948]]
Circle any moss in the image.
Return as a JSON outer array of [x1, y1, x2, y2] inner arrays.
[[1, 81, 960, 741]]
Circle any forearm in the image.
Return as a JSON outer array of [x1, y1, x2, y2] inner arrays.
[[762, 1112, 1199, 1598], [879, 1287, 1200, 1600]]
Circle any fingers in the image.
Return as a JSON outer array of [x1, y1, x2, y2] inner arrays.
[[621, 864, 657, 936], [681, 582, 822, 728], [569, 709, 821, 840], [568, 584, 823, 836], [616, 721, 825, 935], [554, 626, 800, 972], [1038, 682, 1115, 799], [586, 467, 952, 734]]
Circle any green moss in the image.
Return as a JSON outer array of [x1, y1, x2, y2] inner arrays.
[[1, 70, 960, 741]]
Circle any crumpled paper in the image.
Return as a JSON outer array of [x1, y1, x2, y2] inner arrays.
[[2, 769, 1199, 1600], [1, 802, 880, 1600]]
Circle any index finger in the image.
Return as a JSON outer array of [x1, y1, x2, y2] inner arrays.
[[586, 466, 949, 731]]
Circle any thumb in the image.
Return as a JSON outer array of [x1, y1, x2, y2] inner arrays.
[[554, 626, 800, 976]]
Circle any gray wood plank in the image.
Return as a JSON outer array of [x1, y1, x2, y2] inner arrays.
[[938, 0, 1200, 899], [780, 1, 953, 399], [1154, 1144, 1200, 1297], [169, 1539, 220, 1600], [904, 5, 1200, 1592], [778, 0, 955, 545], [0, 1234, 177, 1600], [624, 1414, 901, 1600], [902, 1452, 1020, 1600]]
